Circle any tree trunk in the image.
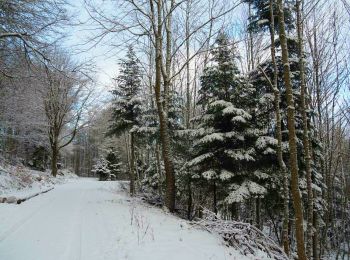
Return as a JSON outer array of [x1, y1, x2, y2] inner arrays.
[[251, 198, 256, 225], [153, 0, 176, 212], [155, 142, 163, 196], [51, 143, 58, 177], [248, 3, 255, 71], [130, 132, 136, 196], [213, 181, 217, 214], [313, 192, 319, 260], [256, 197, 261, 230], [124, 133, 131, 175], [296, 1, 314, 258], [277, 0, 307, 259], [156, 99, 176, 212], [187, 179, 192, 220], [268, 0, 290, 254], [185, 0, 191, 128]]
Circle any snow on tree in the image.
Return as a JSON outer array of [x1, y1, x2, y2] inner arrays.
[[247, 0, 325, 221], [189, 32, 265, 216], [92, 157, 111, 181], [244, 0, 295, 34], [109, 46, 142, 137], [109, 46, 142, 195], [138, 89, 185, 198], [105, 148, 123, 180]]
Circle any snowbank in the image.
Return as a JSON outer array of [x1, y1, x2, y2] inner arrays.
[[0, 162, 77, 203]]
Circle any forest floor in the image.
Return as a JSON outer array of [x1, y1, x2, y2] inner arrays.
[[0, 178, 262, 260]]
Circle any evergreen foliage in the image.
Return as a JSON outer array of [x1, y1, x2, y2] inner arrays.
[[109, 46, 142, 137], [189, 33, 268, 214], [105, 148, 123, 180], [92, 157, 111, 181]]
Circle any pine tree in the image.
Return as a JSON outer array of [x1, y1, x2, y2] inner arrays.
[[109, 46, 142, 195]]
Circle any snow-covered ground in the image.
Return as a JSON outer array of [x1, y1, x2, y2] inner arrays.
[[0, 179, 267, 260], [0, 163, 76, 202]]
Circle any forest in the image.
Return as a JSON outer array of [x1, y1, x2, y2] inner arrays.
[[0, 0, 349, 259]]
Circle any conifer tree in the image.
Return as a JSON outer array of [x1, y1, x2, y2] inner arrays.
[[109, 46, 142, 195], [105, 148, 123, 179], [189, 33, 266, 217], [92, 157, 111, 181]]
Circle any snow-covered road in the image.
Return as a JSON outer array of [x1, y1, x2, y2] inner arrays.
[[0, 178, 245, 260]]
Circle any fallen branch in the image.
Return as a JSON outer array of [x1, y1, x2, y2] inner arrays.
[[192, 208, 288, 260], [0, 187, 54, 204]]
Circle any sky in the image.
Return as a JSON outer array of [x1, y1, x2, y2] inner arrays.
[[63, 0, 123, 96], [62, 0, 350, 105], [62, 0, 246, 89]]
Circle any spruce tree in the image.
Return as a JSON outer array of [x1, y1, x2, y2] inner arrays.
[[109, 46, 142, 195], [92, 157, 111, 181], [189, 33, 266, 217], [105, 148, 123, 180]]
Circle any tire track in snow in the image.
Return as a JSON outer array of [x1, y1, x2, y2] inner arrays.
[[68, 195, 84, 260], [72, 191, 84, 260], [59, 188, 86, 260]]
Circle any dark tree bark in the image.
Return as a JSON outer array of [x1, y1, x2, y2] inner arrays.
[[213, 181, 217, 215], [51, 141, 58, 177], [130, 132, 136, 195]]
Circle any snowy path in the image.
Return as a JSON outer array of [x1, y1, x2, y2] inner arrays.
[[0, 178, 247, 260]]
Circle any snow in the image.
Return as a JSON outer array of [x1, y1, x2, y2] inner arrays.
[[257, 19, 269, 25], [0, 163, 76, 201], [231, 116, 247, 123], [219, 169, 234, 180], [253, 170, 270, 180], [0, 179, 253, 260], [209, 100, 232, 108], [255, 136, 278, 149], [224, 149, 255, 162], [226, 181, 266, 203], [202, 169, 216, 179], [259, 93, 275, 104], [188, 152, 214, 167], [226, 183, 250, 203], [222, 106, 251, 120], [92, 158, 111, 175], [195, 209, 287, 260], [190, 127, 215, 137], [263, 147, 276, 155], [223, 131, 244, 141], [197, 133, 224, 145]]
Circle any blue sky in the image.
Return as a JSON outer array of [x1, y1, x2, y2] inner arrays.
[[63, 0, 122, 93]]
